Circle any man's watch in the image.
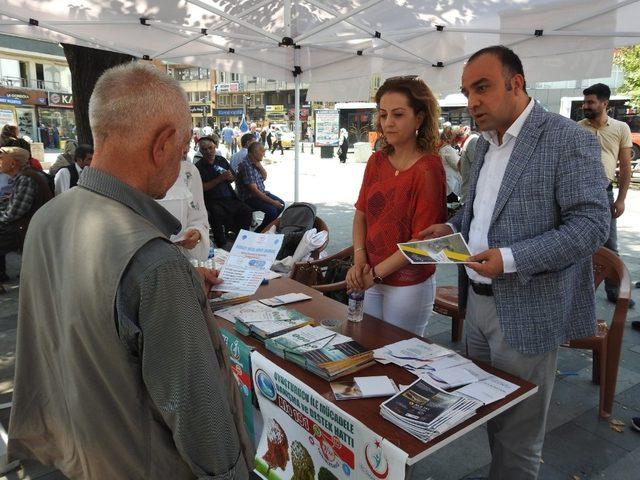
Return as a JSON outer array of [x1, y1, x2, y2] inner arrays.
[[371, 266, 383, 284]]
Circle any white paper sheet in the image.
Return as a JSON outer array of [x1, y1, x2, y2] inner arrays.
[[211, 230, 283, 295], [455, 376, 519, 405], [354, 376, 398, 397]]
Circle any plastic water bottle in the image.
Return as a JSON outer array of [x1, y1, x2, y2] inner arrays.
[[347, 291, 365, 323]]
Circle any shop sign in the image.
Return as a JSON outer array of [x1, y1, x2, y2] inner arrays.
[[190, 105, 209, 113], [213, 108, 243, 116], [48, 91, 74, 108], [0, 87, 47, 106], [315, 109, 340, 146], [252, 353, 408, 480], [266, 104, 284, 113], [215, 82, 242, 93]]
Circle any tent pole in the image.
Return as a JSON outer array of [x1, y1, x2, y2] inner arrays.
[[294, 71, 301, 203]]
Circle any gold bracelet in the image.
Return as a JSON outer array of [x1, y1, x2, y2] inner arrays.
[[354, 247, 366, 253]]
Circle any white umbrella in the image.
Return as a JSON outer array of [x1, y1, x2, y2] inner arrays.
[[1, 0, 638, 199]]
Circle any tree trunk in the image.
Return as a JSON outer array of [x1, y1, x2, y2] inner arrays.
[[62, 44, 135, 145]]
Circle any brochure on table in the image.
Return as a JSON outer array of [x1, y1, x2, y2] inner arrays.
[[398, 233, 472, 264], [212, 230, 284, 294], [252, 352, 408, 480]]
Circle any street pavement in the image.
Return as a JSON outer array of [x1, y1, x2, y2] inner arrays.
[[0, 146, 639, 479]]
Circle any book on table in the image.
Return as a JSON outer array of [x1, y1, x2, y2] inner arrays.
[[217, 301, 314, 341], [209, 292, 252, 311], [265, 325, 375, 381], [380, 379, 482, 443]]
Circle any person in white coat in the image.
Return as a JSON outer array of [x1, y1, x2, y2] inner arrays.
[[438, 127, 462, 202], [156, 160, 210, 262]]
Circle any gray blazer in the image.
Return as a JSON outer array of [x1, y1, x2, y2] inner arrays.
[[450, 101, 610, 355]]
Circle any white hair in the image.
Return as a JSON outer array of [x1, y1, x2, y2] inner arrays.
[[89, 62, 190, 143]]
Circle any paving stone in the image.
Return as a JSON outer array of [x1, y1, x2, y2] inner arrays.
[[571, 405, 640, 451], [598, 445, 640, 479], [614, 383, 640, 411], [409, 426, 491, 480], [541, 422, 628, 477]]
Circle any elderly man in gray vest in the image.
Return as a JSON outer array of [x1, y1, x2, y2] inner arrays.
[[8, 63, 254, 479]]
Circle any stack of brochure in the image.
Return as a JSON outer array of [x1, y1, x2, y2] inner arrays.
[[217, 301, 314, 341], [380, 379, 482, 443], [265, 325, 375, 380], [209, 292, 252, 311]]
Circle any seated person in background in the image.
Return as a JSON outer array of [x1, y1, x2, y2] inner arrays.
[[236, 142, 284, 232], [0, 147, 52, 281], [230, 133, 256, 174], [157, 159, 210, 262], [3, 137, 43, 171], [49, 139, 78, 176], [194, 136, 252, 247], [54, 144, 93, 195]]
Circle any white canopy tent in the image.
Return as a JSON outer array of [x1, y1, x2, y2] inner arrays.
[[0, 0, 638, 200]]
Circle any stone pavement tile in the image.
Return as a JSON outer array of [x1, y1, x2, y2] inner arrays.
[[459, 457, 568, 479], [598, 445, 640, 479], [619, 348, 640, 376], [614, 383, 640, 411], [541, 422, 628, 477], [572, 405, 640, 452], [408, 426, 491, 480], [556, 347, 593, 376], [546, 376, 600, 432], [573, 364, 640, 397], [424, 313, 456, 338]]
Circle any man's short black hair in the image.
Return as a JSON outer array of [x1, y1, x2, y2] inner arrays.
[[74, 144, 93, 161], [247, 141, 263, 157], [240, 132, 255, 148], [583, 83, 611, 101], [468, 45, 527, 93]]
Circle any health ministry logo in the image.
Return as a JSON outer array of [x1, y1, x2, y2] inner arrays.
[[363, 439, 389, 479], [254, 369, 277, 401]]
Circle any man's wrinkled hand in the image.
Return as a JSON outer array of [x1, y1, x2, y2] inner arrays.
[[195, 267, 223, 299], [466, 248, 504, 279], [417, 223, 453, 240]]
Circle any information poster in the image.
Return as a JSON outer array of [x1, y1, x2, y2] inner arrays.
[[0, 106, 17, 127], [220, 328, 255, 441], [315, 109, 340, 147], [252, 352, 407, 480]]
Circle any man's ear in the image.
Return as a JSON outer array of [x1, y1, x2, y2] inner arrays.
[[512, 74, 525, 95], [151, 124, 177, 167]]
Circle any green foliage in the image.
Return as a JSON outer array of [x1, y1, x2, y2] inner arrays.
[[614, 46, 640, 110]]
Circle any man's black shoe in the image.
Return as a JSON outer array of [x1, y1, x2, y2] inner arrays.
[[632, 321, 640, 332], [631, 417, 640, 432]]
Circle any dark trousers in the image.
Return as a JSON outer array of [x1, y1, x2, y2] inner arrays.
[[271, 141, 284, 155], [245, 192, 285, 232], [604, 188, 619, 299], [0, 223, 21, 275], [205, 197, 253, 247]]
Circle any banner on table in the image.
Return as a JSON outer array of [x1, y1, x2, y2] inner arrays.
[[220, 328, 254, 441], [252, 352, 407, 480]]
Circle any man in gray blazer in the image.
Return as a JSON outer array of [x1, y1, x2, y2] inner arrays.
[[422, 46, 610, 479]]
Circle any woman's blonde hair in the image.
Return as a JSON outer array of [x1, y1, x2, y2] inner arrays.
[[374, 76, 440, 156]]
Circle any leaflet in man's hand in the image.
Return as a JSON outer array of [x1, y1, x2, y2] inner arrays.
[[398, 233, 472, 264], [211, 230, 283, 295]]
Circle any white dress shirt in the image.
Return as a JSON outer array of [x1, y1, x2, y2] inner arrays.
[[467, 98, 535, 284], [156, 161, 210, 262], [54, 163, 82, 196]]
